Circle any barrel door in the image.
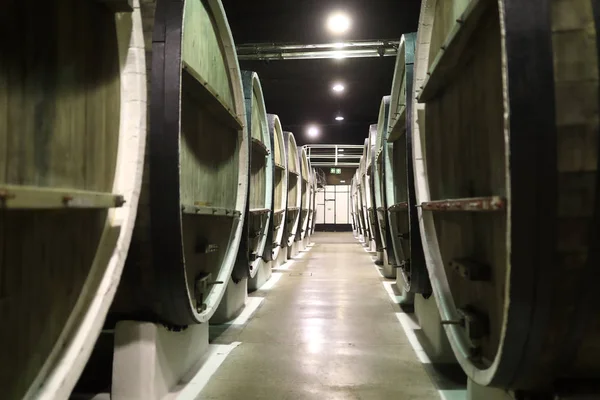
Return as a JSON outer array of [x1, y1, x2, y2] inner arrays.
[[413, 0, 600, 390], [0, 1, 146, 397], [283, 132, 301, 247], [239, 71, 273, 278], [386, 33, 430, 294], [266, 115, 288, 261], [373, 97, 397, 265]]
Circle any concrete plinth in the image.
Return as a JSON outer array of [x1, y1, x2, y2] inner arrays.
[[369, 239, 377, 252], [414, 294, 456, 364], [382, 249, 397, 279], [395, 272, 415, 306], [288, 241, 301, 259], [273, 245, 288, 269], [468, 379, 515, 400], [211, 277, 248, 324], [248, 259, 273, 292], [112, 321, 209, 400]]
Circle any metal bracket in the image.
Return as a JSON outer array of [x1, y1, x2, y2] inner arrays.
[[194, 273, 224, 312]]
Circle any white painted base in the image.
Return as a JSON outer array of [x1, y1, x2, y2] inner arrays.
[[382, 249, 397, 279], [272, 245, 289, 269], [375, 250, 384, 265], [112, 321, 209, 400], [369, 239, 377, 252], [287, 241, 300, 259], [467, 379, 515, 400], [395, 272, 415, 305], [248, 259, 273, 292], [414, 294, 456, 364], [211, 277, 248, 324], [302, 236, 310, 249]]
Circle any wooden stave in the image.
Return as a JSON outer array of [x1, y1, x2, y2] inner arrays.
[[385, 32, 430, 295], [0, 1, 147, 398], [283, 131, 302, 248], [373, 97, 398, 265], [296, 147, 311, 241], [306, 166, 316, 237], [236, 71, 273, 280], [265, 114, 288, 261], [366, 125, 385, 252], [412, 0, 600, 390]]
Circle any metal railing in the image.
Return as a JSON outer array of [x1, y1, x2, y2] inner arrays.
[[304, 144, 363, 168]]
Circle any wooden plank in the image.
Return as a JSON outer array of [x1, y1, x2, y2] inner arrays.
[[0, 184, 124, 209], [181, 204, 242, 218], [388, 105, 407, 142], [274, 162, 285, 170], [181, 62, 243, 131], [418, 0, 493, 102], [420, 196, 505, 212], [249, 208, 270, 215], [388, 201, 408, 212]]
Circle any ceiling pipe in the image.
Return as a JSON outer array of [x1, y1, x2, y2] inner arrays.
[[237, 40, 400, 61]]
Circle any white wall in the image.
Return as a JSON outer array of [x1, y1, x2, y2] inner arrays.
[[315, 185, 350, 225]]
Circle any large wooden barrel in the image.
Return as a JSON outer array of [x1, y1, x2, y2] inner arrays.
[[350, 175, 358, 234], [413, 0, 600, 390], [358, 140, 372, 243], [0, 1, 147, 398], [283, 131, 301, 248], [296, 147, 311, 241], [373, 98, 397, 266], [112, 0, 248, 327], [365, 125, 384, 252], [386, 33, 430, 294], [266, 114, 288, 261], [235, 71, 273, 279]]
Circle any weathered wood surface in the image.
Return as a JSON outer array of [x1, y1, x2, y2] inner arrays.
[[366, 125, 384, 251], [296, 147, 311, 241], [358, 139, 372, 242], [413, 0, 600, 390], [0, 0, 147, 398]]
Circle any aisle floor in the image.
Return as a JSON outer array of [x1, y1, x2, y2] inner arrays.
[[201, 232, 441, 399]]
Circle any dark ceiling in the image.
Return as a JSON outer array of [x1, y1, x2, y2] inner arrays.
[[222, 0, 422, 146]]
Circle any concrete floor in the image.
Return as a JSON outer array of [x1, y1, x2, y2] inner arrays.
[[203, 232, 440, 399]]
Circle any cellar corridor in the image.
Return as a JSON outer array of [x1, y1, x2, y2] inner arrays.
[[199, 232, 443, 399]]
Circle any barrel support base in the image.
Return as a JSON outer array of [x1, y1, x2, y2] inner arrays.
[[395, 272, 415, 306], [467, 378, 514, 400], [414, 295, 457, 364], [211, 277, 248, 324], [273, 245, 289, 269], [248, 259, 273, 292], [288, 241, 301, 259], [382, 249, 397, 279], [112, 321, 209, 400]]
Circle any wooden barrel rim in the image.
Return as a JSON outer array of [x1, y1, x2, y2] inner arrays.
[[412, 0, 600, 388], [359, 139, 372, 242], [367, 125, 384, 251], [267, 114, 288, 261], [297, 147, 311, 240], [385, 32, 430, 294], [283, 131, 301, 247], [242, 71, 273, 278], [149, 0, 248, 325]]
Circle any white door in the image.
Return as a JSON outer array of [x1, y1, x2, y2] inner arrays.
[[315, 189, 325, 224], [325, 185, 336, 223]]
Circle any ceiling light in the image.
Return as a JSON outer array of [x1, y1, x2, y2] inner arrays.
[[335, 115, 344, 121], [307, 126, 320, 138], [332, 83, 345, 93], [327, 12, 351, 34], [338, 149, 344, 152]]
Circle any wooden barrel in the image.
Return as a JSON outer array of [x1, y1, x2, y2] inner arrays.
[[365, 125, 384, 252], [413, 0, 600, 390], [0, 1, 147, 398], [350, 175, 358, 234], [386, 33, 430, 294], [235, 71, 273, 280], [373, 98, 397, 266], [358, 140, 372, 242], [296, 147, 311, 241], [283, 131, 301, 248], [266, 114, 288, 261], [112, 0, 248, 327]]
